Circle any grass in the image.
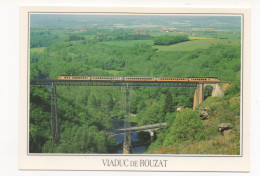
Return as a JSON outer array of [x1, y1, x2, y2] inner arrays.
[[148, 134, 239, 155], [153, 39, 240, 52]]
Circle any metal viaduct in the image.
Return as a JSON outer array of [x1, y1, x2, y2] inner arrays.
[[30, 78, 224, 154]]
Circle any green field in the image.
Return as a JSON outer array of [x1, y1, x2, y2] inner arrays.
[[101, 38, 240, 52], [153, 39, 240, 52]]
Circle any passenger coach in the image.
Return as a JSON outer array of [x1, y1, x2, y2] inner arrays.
[[57, 76, 220, 82]]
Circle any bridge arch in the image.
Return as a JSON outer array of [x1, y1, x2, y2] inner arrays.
[[204, 83, 224, 97], [204, 85, 213, 100], [193, 83, 224, 110]]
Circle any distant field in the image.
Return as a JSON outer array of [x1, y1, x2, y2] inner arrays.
[[101, 40, 153, 47], [188, 36, 217, 40], [30, 47, 46, 53], [153, 39, 240, 52]]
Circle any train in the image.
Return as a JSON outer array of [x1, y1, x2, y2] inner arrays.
[[57, 76, 221, 82]]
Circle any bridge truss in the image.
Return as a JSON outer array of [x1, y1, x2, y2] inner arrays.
[[30, 80, 199, 87], [30, 79, 200, 152]]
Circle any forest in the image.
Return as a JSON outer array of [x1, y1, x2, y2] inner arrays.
[[153, 35, 189, 45], [29, 15, 241, 154]]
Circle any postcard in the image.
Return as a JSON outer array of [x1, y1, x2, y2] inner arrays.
[[19, 6, 250, 171]]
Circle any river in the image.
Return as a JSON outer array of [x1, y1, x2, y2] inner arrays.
[[112, 118, 152, 154]]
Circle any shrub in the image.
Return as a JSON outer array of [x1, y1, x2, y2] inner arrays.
[[163, 108, 205, 146]]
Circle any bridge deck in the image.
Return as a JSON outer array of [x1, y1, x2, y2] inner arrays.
[[106, 122, 167, 135], [29, 79, 219, 87]]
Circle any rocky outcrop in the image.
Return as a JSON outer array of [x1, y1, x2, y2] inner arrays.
[[218, 123, 232, 134], [199, 106, 210, 120]]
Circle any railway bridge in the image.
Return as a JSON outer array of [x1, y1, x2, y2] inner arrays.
[[30, 77, 224, 153]]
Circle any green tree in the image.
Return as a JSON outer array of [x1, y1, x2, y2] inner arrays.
[[163, 108, 205, 146], [163, 90, 174, 114]]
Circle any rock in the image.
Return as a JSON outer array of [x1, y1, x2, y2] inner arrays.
[[218, 123, 232, 133], [199, 106, 209, 120]]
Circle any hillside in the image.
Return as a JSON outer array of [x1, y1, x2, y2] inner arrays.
[[146, 79, 240, 154]]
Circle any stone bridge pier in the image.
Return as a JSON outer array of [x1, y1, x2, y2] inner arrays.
[[145, 129, 160, 142], [148, 130, 155, 141], [193, 83, 224, 110]]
